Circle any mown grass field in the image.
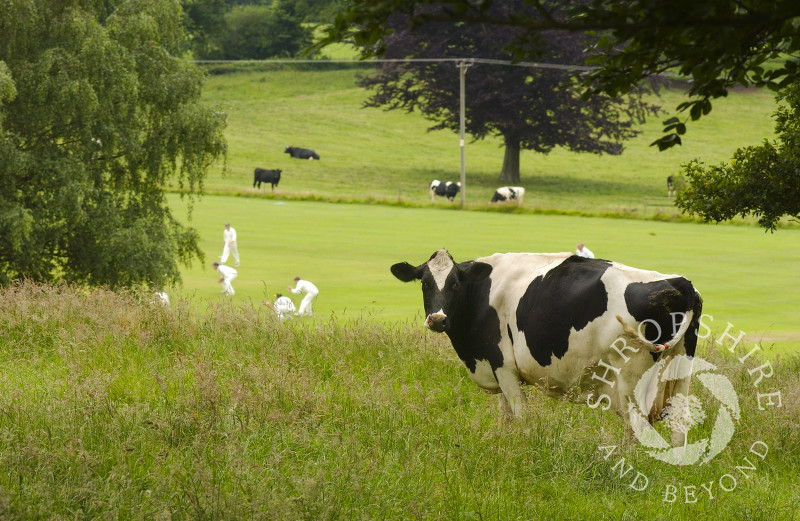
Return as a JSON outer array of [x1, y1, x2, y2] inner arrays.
[[172, 195, 800, 356], [0, 284, 798, 520]]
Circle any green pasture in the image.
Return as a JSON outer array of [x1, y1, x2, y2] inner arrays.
[[2, 283, 798, 520], [191, 66, 779, 216], [171, 194, 800, 355]]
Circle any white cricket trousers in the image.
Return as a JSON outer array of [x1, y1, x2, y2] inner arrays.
[[297, 292, 317, 316], [221, 273, 237, 295], [221, 242, 240, 266]]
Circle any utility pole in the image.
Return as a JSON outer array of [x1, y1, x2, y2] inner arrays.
[[458, 60, 472, 208]]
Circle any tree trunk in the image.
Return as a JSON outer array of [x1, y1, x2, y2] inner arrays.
[[498, 135, 521, 184]]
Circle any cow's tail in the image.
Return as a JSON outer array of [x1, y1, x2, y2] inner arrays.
[[615, 310, 695, 354]]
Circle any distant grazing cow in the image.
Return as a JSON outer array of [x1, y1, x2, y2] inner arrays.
[[391, 249, 703, 447], [284, 146, 320, 160], [430, 180, 461, 202], [253, 168, 281, 191], [490, 186, 525, 204]]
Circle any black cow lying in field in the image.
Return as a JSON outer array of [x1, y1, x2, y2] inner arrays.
[[284, 146, 320, 160], [254, 168, 281, 191], [430, 180, 461, 202]]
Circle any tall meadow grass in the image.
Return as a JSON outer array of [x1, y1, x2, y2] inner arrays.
[[1, 282, 797, 520]]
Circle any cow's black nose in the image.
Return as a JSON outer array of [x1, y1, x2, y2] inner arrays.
[[426, 313, 448, 332]]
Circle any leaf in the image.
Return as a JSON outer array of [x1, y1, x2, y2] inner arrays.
[[651, 133, 682, 151], [690, 102, 703, 121]]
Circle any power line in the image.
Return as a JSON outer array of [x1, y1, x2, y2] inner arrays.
[[189, 57, 596, 71]]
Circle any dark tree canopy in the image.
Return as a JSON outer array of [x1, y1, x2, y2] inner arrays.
[[321, 1, 800, 125], [318, 0, 800, 228], [0, 0, 227, 288], [356, 2, 658, 183]]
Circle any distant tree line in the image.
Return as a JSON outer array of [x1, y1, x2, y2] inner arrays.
[[182, 0, 345, 60]]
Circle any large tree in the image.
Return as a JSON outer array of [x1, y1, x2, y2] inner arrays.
[[0, 0, 226, 287], [356, 3, 658, 183], [318, 0, 800, 227]]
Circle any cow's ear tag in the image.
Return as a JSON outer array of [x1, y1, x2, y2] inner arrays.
[[463, 262, 492, 282], [391, 262, 421, 282]]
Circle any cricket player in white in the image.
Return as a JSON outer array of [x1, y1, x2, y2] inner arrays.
[[289, 277, 318, 316], [270, 293, 296, 321], [213, 261, 238, 295], [575, 242, 595, 259], [220, 222, 240, 267]]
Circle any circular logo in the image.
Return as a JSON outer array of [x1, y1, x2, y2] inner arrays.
[[628, 355, 740, 466]]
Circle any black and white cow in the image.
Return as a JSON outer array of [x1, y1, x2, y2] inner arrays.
[[284, 146, 320, 160], [253, 168, 281, 191], [391, 250, 702, 445], [430, 180, 461, 202], [490, 186, 525, 204]]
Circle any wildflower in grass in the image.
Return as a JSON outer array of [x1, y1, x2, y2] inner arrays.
[[663, 393, 707, 440]]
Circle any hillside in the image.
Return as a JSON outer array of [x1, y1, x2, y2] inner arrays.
[[190, 64, 778, 218]]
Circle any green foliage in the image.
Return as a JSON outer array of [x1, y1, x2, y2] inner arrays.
[[0, 61, 15, 108], [577, 0, 800, 150], [0, 0, 227, 288], [192, 3, 314, 59], [182, 0, 229, 57], [183, 0, 345, 57], [677, 85, 800, 230], [285, 0, 347, 23]]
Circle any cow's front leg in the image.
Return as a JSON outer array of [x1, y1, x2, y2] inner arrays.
[[495, 366, 526, 418]]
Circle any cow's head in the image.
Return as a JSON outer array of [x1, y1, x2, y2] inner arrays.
[[391, 250, 492, 333]]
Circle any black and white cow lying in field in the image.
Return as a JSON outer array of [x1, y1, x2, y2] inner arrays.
[[284, 146, 320, 160], [430, 180, 461, 202], [391, 250, 702, 446], [490, 186, 525, 204], [253, 168, 281, 191]]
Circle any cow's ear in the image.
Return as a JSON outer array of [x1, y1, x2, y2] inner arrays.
[[462, 261, 492, 282], [391, 262, 421, 282]]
